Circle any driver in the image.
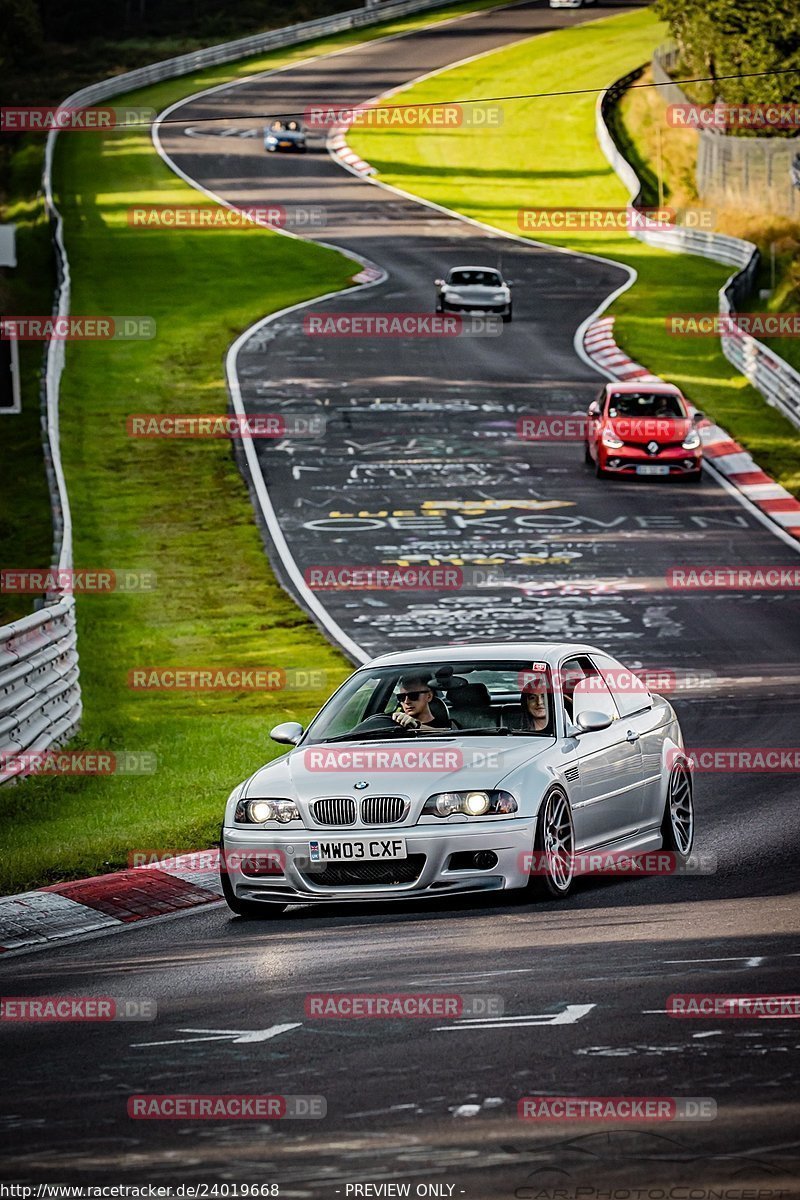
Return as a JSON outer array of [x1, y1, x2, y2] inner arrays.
[[391, 675, 454, 731]]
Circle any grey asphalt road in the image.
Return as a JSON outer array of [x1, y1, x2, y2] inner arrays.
[[3, 2, 799, 1194]]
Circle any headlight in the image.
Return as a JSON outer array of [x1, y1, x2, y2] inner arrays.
[[424, 790, 517, 817], [493, 293, 507, 302], [602, 428, 624, 449], [235, 798, 301, 824], [682, 429, 701, 450]]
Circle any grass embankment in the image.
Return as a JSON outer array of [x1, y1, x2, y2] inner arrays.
[[618, 65, 800, 387], [0, 0, 511, 895], [348, 7, 800, 497]]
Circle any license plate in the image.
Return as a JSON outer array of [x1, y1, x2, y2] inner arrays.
[[636, 465, 670, 476], [309, 838, 407, 863]]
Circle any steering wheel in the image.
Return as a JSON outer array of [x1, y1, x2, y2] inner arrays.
[[350, 713, 410, 734]]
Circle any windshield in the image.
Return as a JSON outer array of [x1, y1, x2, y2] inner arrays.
[[607, 391, 685, 419], [447, 269, 502, 287], [304, 660, 555, 742]]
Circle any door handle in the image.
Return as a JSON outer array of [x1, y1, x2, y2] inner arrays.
[[626, 730, 639, 743]]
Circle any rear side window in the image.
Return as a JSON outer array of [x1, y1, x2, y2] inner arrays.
[[560, 656, 619, 724], [592, 653, 652, 718]]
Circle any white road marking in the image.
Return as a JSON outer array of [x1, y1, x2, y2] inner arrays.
[[663, 956, 766, 966], [132, 1023, 301, 1047], [434, 1003, 595, 1031]]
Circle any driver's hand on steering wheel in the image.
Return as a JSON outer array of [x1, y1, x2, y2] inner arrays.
[[392, 710, 419, 729]]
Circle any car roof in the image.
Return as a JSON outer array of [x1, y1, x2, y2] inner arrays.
[[447, 265, 502, 273], [364, 642, 606, 669], [604, 381, 683, 394]]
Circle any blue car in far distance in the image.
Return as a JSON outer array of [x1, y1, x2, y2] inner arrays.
[[264, 119, 307, 153]]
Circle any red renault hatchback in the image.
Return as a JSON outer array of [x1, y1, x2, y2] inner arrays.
[[585, 381, 704, 481]]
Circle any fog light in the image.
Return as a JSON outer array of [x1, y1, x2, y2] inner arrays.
[[474, 850, 498, 869]]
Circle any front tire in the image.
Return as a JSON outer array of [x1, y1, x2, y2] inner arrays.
[[521, 787, 576, 900], [661, 763, 694, 861], [502, 305, 513, 324]]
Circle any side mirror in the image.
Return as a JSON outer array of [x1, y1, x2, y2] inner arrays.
[[434, 279, 444, 287], [576, 710, 613, 734], [692, 410, 704, 424], [587, 401, 601, 419], [270, 721, 304, 746]]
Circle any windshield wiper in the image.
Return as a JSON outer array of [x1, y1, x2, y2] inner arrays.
[[316, 728, 409, 744]]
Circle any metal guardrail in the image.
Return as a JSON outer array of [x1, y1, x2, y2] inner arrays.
[[0, 600, 81, 784], [596, 71, 800, 432], [1, 0, 465, 783]]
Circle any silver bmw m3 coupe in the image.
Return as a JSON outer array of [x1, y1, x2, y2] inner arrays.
[[220, 642, 694, 916]]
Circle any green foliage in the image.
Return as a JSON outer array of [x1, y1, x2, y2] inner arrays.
[[653, 0, 800, 108]]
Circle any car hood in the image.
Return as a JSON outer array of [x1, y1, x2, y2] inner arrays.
[[245, 735, 554, 811], [608, 416, 690, 444]]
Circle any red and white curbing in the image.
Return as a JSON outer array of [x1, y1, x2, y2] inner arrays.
[[583, 317, 800, 542], [0, 851, 223, 954], [328, 127, 376, 176]]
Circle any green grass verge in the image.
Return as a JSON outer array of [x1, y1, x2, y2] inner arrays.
[[348, 7, 800, 498], [0, 0, 513, 896]]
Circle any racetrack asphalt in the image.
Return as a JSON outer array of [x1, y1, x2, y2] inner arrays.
[[3, 2, 799, 1192]]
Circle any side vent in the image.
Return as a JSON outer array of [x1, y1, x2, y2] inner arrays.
[[564, 765, 580, 784]]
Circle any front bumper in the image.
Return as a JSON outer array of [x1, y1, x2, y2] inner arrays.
[[221, 818, 536, 905], [441, 300, 510, 315], [599, 446, 702, 476]]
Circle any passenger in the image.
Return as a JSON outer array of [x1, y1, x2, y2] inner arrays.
[[520, 684, 550, 733], [391, 676, 454, 730]]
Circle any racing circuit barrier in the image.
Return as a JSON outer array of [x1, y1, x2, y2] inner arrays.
[[596, 69, 800, 434], [0, 0, 469, 784], [0, 599, 81, 785]]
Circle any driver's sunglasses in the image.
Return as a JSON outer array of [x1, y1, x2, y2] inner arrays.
[[396, 690, 428, 702]]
